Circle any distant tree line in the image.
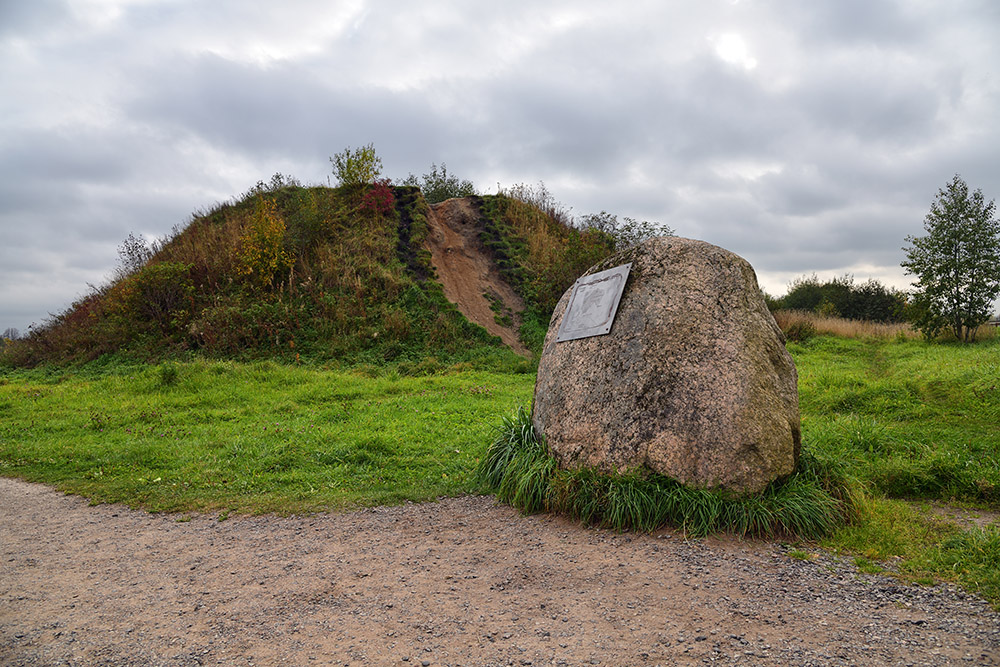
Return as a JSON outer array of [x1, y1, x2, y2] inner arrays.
[[767, 275, 909, 324]]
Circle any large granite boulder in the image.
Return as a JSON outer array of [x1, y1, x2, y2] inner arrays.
[[532, 236, 800, 494]]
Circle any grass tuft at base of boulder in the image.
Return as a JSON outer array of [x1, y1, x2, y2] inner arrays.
[[477, 407, 861, 539]]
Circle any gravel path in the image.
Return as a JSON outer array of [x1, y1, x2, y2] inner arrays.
[[2, 477, 997, 666]]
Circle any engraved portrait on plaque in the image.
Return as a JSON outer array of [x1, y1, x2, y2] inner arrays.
[[555, 263, 632, 342]]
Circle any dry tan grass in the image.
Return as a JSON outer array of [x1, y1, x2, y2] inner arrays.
[[772, 309, 919, 340], [772, 309, 1000, 342]]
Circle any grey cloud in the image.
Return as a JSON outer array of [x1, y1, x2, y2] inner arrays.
[[125, 56, 325, 154], [0, 0, 71, 38], [772, 0, 928, 46], [789, 62, 947, 145], [751, 167, 847, 217], [124, 53, 468, 172], [0, 129, 132, 189]]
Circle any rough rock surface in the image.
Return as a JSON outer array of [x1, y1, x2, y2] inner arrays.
[[533, 236, 800, 494]]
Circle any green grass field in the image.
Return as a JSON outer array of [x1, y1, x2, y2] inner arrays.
[[0, 360, 533, 513], [1, 336, 998, 605], [795, 335, 1000, 504]]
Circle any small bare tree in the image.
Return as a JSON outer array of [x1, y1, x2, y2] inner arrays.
[[115, 232, 153, 280]]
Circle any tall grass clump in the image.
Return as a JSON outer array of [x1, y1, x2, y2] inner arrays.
[[477, 407, 856, 538], [477, 407, 554, 513], [157, 361, 179, 387], [477, 407, 541, 487]]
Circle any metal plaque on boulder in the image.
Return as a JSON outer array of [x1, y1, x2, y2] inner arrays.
[[555, 263, 632, 342]]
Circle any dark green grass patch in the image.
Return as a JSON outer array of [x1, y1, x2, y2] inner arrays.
[[477, 407, 856, 539]]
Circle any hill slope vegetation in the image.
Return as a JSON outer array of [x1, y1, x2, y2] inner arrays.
[[3, 180, 624, 368]]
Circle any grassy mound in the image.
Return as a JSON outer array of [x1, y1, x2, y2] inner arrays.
[[5, 182, 479, 366], [3, 179, 627, 369]]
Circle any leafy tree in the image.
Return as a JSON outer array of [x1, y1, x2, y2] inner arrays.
[[848, 279, 908, 322], [402, 163, 477, 203], [780, 275, 852, 315], [330, 143, 383, 187], [904, 291, 948, 342], [778, 275, 825, 312], [902, 175, 1000, 342]]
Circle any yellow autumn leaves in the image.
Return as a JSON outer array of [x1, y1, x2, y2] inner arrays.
[[237, 196, 292, 288]]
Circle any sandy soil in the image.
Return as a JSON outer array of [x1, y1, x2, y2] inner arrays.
[[2, 477, 998, 667], [424, 199, 530, 357]]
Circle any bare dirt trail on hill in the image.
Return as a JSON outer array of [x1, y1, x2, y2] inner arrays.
[[424, 199, 531, 357], [2, 477, 999, 667]]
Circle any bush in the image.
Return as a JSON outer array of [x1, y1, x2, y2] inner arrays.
[[359, 178, 396, 217], [401, 163, 477, 203], [236, 196, 292, 289], [784, 319, 817, 342], [123, 262, 194, 332], [114, 232, 153, 280], [577, 211, 673, 251], [330, 143, 383, 187]]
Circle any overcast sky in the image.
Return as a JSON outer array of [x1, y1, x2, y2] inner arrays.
[[2, 0, 998, 334]]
